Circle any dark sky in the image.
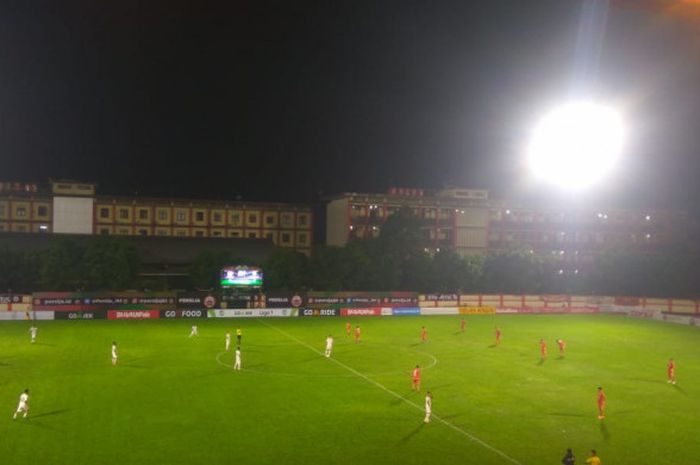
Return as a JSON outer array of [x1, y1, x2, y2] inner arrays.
[[1, 0, 699, 208]]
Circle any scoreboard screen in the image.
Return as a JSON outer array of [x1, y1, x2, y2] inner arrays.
[[220, 266, 263, 288]]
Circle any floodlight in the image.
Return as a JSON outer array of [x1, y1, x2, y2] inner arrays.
[[527, 101, 624, 190]]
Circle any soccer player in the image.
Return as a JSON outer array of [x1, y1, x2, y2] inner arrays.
[[354, 325, 361, 344], [460, 318, 466, 332], [346, 321, 352, 336], [495, 327, 502, 346], [325, 334, 334, 358], [412, 365, 421, 391], [189, 325, 198, 337], [111, 341, 118, 366], [597, 387, 606, 420], [236, 328, 242, 345], [540, 339, 547, 359], [421, 326, 427, 343], [561, 448, 575, 465], [668, 358, 676, 384], [424, 391, 432, 423], [225, 331, 231, 351], [29, 325, 38, 344], [585, 449, 601, 465], [233, 346, 241, 371], [557, 338, 566, 355], [12, 389, 29, 420]]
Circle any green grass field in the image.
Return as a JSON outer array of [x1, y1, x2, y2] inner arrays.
[[1, 314, 699, 465]]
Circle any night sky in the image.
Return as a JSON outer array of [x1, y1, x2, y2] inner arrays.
[[1, 1, 699, 208]]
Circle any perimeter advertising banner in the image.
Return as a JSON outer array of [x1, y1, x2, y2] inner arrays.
[[33, 292, 176, 311], [419, 294, 459, 307], [459, 306, 496, 315], [298, 308, 340, 317], [54, 311, 105, 320], [207, 308, 298, 318], [391, 307, 421, 316], [107, 310, 160, 320], [0, 294, 32, 312], [263, 293, 306, 308], [307, 292, 418, 308], [175, 293, 219, 310], [160, 309, 207, 319], [0, 311, 54, 320], [339, 308, 382, 316]]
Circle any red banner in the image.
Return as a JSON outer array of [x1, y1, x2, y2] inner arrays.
[[340, 308, 381, 316], [107, 310, 160, 320]]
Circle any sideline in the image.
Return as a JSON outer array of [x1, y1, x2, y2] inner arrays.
[[258, 319, 524, 465]]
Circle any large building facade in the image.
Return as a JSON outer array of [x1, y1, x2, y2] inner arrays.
[[326, 188, 689, 264], [327, 188, 491, 255], [0, 181, 313, 255]]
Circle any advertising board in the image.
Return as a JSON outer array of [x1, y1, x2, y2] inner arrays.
[[459, 306, 496, 315], [161, 309, 207, 319], [298, 308, 340, 317], [107, 310, 160, 320], [339, 308, 382, 316], [207, 308, 298, 318]]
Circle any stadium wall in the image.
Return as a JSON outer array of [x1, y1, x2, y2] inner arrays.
[[2, 292, 700, 323]]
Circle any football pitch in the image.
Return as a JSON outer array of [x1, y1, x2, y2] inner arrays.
[[1, 314, 699, 465]]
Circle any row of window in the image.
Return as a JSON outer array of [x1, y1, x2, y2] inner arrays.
[[348, 225, 454, 241], [350, 205, 456, 221], [0, 202, 50, 220], [96, 205, 310, 229], [96, 226, 310, 246], [489, 231, 663, 244], [491, 209, 671, 225], [0, 222, 50, 233], [348, 204, 676, 227]]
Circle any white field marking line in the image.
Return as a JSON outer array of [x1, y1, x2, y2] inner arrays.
[[214, 346, 437, 378], [259, 320, 524, 465]]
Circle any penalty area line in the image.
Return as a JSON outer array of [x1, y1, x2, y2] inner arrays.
[[258, 319, 524, 465]]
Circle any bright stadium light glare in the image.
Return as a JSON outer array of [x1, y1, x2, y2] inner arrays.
[[527, 101, 624, 190]]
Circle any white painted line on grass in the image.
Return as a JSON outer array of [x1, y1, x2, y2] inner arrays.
[[259, 320, 524, 465]]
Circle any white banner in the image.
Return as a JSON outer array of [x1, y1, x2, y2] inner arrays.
[[0, 311, 54, 321], [207, 308, 298, 318], [419, 307, 459, 315]]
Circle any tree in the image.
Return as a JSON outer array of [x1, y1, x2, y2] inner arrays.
[[263, 248, 309, 290], [39, 238, 85, 291], [82, 237, 139, 290], [0, 248, 40, 293], [481, 250, 546, 294]]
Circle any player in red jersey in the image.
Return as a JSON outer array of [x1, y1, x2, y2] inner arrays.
[[421, 326, 427, 343], [540, 339, 547, 359], [667, 358, 676, 385], [346, 321, 352, 336], [597, 387, 606, 420], [557, 338, 566, 355], [412, 365, 421, 391], [354, 325, 361, 343], [460, 318, 466, 332], [495, 327, 502, 346]]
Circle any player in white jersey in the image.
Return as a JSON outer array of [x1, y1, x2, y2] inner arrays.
[[29, 325, 38, 344], [325, 334, 334, 358], [424, 391, 432, 423], [111, 341, 118, 366], [225, 331, 231, 351], [13, 389, 29, 419], [189, 325, 198, 337], [233, 346, 241, 371]]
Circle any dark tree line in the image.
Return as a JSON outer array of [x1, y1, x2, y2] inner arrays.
[[1, 237, 140, 292]]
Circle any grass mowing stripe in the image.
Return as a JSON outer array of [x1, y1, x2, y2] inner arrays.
[[259, 319, 525, 465]]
